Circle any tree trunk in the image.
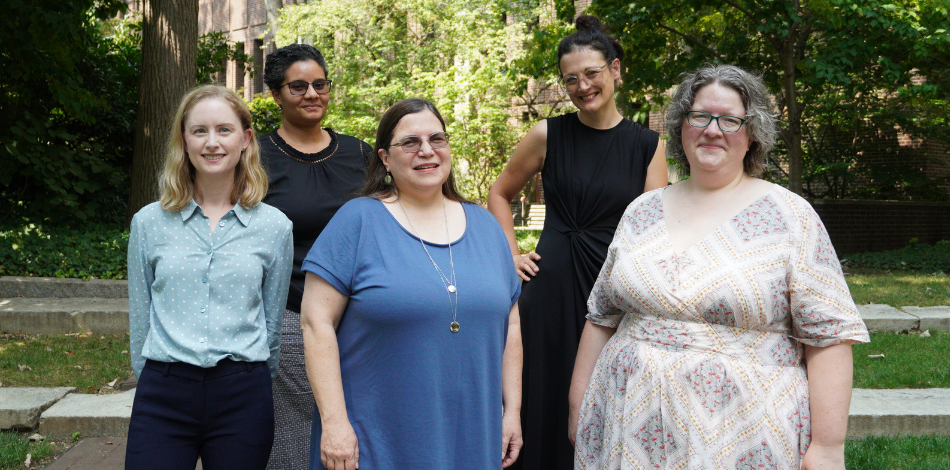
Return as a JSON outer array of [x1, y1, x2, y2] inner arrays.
[[780, 28, 804, 196], [126, 0, 198, 225]]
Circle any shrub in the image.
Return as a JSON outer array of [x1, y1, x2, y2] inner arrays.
[[842, 240, 950, 272], [0, 222, 129, 279]]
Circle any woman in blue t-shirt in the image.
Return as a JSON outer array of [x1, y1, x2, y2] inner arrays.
[[299, 98, 523, 470]]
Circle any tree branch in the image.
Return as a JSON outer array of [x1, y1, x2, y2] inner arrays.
[[656, 21, 727, 63]]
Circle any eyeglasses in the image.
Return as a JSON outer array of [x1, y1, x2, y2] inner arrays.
[[685, 111, 747, 133], [280, 79, 333, 95], [558, 62, 611, 94], [389, 132, 450, 153]]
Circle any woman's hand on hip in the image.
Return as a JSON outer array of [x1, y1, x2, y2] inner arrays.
[[321, 420, 359, 470], [501, 409, 523, 468], [801, 442, 845, 470], [514, 252, 541, 282]]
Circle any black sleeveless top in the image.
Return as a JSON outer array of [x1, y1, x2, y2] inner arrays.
[[516, 112, 659, 470]]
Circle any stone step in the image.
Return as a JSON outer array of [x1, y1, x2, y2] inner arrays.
[[0, 298, 128, 335], [848, 388, 950, 439], [0, 276, 127, 299], [0, 387, 74, 431], [38, 389, 136, 438], [857, 304, 950, 332]]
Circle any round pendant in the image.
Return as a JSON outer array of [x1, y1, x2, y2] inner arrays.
[[450, 321, 460, 333], [447, 285, 457, 293]]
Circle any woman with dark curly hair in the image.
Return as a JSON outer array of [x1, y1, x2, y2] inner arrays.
[[570, 64, 869, 469], [259, 43, 371, 470], [487, 15, 668, 470]]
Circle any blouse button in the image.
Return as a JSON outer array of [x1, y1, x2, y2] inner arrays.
[[200, 308, 206, 313], [201, 277, 208, 283], [218, 221, 225, 227], [206, 250, 212, 255], [199, 338, 205, 343]]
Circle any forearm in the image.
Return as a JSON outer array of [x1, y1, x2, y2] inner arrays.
[[805, 343, 854, 446], [569, 320, 616, 410], [501, 306, 523, 416], [303, 320, 350, 426]]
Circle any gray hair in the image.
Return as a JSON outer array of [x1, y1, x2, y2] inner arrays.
[[665, 65, 779, 175]]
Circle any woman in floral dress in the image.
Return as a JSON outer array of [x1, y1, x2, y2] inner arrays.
[[569, 65, 869, 469]]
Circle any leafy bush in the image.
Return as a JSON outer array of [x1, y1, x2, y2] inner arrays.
[[0, 223, 128, 279], [248, 95, 283, 137], [841, 240, 950, 272]]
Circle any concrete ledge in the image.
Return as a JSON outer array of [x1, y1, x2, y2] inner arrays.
[[848, 388, 950, 439], [857, 304, 919, 332], [38, 389, 135, 438], [0, 298, 128, 335], [0, 387, 74, 430], [901, 306, 950, 332], [0, 276, 127, 299]]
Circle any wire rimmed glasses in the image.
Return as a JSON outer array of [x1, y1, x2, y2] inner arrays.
[[389, 132, 451, 153], [281, 79, 333, 95], [685, 111, 747, 133], [558, 62, 611, 95]]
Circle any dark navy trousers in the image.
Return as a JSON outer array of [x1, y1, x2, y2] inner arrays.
[[125, 359, 275, 470]]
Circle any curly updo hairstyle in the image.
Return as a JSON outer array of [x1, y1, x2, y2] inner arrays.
[[557, 15, 624, 73], [665, 64, 779, 176], [263, 44, 329, 91]]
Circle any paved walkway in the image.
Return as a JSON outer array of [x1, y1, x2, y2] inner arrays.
[[1, 276, 948, 468]]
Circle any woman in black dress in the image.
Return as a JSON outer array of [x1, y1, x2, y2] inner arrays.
[[487, 15, 668, 470], [260, 44, 370, 470]]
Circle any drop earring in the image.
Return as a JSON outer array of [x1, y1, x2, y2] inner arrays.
[[384, 172, 393, 184]]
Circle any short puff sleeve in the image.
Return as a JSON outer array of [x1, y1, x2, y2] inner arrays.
[[788, 202, 870, 347]]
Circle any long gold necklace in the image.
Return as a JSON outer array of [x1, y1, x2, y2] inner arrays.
[[397, 195, 460, 333]]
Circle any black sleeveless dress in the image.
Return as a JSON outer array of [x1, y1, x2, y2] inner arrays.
[[515, 113, 659, 470]]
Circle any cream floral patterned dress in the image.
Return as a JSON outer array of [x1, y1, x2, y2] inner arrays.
[[574, 184, 869, 469]]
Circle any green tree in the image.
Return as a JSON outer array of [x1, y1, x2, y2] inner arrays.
[[0, 0, 136, 223], [588, 0, 950, 196], [272, 0, 539, 201]]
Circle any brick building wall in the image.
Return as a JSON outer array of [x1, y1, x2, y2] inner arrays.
[[811, 199, 950, 255]]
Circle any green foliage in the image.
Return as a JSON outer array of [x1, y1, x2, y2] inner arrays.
[[0, 432, 54, 470], [0, 0, 138, 224], [853, 331, 950, 388], [846, 435, 950, 469], [197, 31, 256, 85], [0, 223, 128, 280], [515, 229, 541, 254], [842, 240, 950, 272], [247, 95, 283, 137], [274, 0, 549, 201], [588, 0, 950, 199], [1, 5, 256, 225]]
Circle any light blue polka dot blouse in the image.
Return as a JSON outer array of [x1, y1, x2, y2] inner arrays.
[[127, 199, 293, 380]]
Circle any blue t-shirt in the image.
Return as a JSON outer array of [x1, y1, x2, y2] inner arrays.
[[302, 197, 520, 470]]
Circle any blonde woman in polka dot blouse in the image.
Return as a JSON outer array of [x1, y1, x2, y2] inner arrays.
[[125, 85, 294, 470]]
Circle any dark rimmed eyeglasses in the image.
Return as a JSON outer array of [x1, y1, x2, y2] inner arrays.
[[389, 132, 451, 153], [685, 110, 747, 133], [280, 79, 333, 95]]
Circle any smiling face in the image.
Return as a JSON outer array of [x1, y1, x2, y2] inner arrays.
[[184, 97, 252, 183], [682, 83, 751, 176], [558, 47, 620, 114], [272, 59, 330, 127], [378, 110, 451, 196]]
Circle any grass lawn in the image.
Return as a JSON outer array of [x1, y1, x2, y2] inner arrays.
[[515, 229, 541, 255], [0, 333, 132, 392], [853, 331, 950, 389], [0, 432, 54, 470], [846, 270, 950, 308], [846, 435, 950, 469]]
